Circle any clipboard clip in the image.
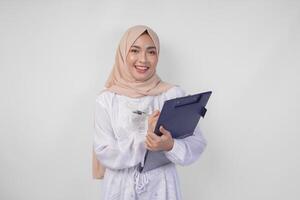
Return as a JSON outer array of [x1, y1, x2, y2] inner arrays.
[[200, 107, 207, 117], [174, 95, 200, 108], [173, 94, 208, 117]]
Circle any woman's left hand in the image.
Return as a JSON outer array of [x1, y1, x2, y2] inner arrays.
[[145, 126, 174, 151]]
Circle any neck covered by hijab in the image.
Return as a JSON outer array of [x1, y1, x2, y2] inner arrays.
[[104, 25, 173, 98]]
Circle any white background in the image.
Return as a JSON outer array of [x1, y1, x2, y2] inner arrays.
[[1, 0, 300, 199]]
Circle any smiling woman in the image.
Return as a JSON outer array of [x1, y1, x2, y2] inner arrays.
[[92, 25, 207, 200]]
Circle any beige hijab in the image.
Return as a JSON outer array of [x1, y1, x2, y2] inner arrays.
[[93, 25, 173, 179]]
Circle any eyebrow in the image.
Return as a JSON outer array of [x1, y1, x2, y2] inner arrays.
[[131, 45, 156, 50]]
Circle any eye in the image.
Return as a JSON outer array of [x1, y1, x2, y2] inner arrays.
[[130, 48, 139, 53], [148, 50, 157, 55]]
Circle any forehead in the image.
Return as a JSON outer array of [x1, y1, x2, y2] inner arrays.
[[132, 34, 156, 47]]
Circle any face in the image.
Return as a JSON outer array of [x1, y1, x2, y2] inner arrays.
[[126, 33, 158, 82]]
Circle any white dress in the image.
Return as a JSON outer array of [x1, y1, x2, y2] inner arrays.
[[93, 86, 207, 200]]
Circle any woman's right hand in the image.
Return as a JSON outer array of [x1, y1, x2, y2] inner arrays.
[[146, 110, 174, 151]]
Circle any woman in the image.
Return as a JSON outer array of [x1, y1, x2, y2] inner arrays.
[[93, 25, 206, 200]]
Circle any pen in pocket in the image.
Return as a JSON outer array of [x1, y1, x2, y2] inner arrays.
[[132, 110, 150, 116]]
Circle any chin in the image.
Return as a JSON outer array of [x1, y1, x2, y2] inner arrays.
[[133, 74, 151, 82], [135, 76, 149, 82]]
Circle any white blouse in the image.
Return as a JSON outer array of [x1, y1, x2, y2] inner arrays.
[[93, 86, 207, 200]]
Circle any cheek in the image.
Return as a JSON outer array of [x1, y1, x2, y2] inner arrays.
[[126, 55, 136, 67], [150, 57, 158, 67]]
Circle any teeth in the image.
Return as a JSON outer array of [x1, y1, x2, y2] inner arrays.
[[136, 66, 148, 70]]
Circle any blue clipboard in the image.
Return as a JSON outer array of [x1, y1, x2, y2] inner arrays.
[[138, 91, 212, 173]]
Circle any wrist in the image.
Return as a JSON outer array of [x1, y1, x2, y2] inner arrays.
[[165, 139, 174, 151]]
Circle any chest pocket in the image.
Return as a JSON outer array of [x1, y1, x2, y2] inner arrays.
[[115, 100, 150, 140]]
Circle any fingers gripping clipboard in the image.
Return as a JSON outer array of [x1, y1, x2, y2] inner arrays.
[[138, 91, 212, 173]]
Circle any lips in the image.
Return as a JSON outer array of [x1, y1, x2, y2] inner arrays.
[[135, 65, 149, 73]]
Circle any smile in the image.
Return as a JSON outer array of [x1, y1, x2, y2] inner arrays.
[[135, 65, 149, 73]]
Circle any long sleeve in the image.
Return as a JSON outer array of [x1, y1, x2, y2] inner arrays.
[[93, 96, 146, 170], [164, 120, 207, 166]]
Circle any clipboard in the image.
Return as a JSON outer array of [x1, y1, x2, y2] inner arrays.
[[138, 91, 212, 173]]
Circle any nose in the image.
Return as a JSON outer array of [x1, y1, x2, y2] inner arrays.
[[138, 51, 147, 63]]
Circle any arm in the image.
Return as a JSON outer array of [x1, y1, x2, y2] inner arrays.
[[145, 117, 207, 166], [164, 124, 207, 166]]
